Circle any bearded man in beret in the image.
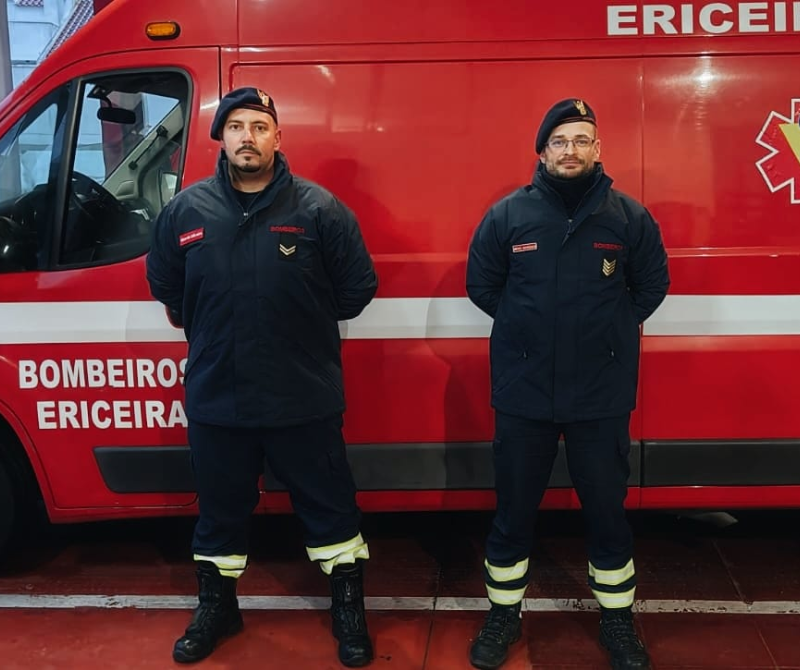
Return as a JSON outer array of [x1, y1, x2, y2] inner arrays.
[[147, 87, 377, 667], [466, 98, 669, 670]]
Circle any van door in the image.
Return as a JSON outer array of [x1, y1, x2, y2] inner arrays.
[[0, 48, 218, 515]]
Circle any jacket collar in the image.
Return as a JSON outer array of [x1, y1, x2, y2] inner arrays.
[[216, 150, 292, 212], [532, 162, 612, 217]]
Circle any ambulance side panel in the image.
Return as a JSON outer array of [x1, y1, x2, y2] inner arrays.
[[640, 53, 800, 504]]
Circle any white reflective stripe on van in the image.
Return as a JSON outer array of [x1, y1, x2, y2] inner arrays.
[[642, 295, 800, 336], [0, 295, 800, 344]]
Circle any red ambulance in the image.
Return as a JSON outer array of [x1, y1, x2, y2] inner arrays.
[[0, 0, 798, 558]]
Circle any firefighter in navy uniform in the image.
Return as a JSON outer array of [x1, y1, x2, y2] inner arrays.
[[146, 88, 378, 667], [466, 99, 670, 670]]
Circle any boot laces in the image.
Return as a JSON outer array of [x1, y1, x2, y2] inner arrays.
[[186, 595, 237, 638], [186, 604, 217, 638], [603, 611, 645, 651], [333, 602, 366, 635], [478, 606, 518, 646]]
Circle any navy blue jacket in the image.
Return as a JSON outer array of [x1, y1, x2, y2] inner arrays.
[[146, 152, 377, 427], [467, 164, 669, 422]]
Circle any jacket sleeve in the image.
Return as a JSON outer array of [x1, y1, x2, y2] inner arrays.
[[466, 207, 508, 318], [320, 199, 378, 321], [146, 203, 185, 324], [627, 207, 670, 323]]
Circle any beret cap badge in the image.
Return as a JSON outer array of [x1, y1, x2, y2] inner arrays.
[[534, 97, 597, 153]]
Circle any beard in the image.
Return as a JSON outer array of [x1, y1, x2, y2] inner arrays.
[[230, 144, 265, 174], [546, 158, 592, 179], [232, 160, 262, 174]]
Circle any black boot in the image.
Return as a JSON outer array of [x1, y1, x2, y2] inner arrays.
[[329, 560, 374, 667], [469, 602, 522, 670], [173, 561, 244, 663], [599, 606, 650, 669]]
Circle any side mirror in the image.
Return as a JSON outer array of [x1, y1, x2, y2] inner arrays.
[[159, 171, 178, 207]]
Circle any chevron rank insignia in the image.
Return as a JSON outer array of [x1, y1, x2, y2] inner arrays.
[[602, 257, 617, 277], [279, 243, 296, 256]]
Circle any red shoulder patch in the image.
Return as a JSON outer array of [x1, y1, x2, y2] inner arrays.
[[179, 228, 205, 246]]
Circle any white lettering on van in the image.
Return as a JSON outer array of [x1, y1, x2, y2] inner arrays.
[[22, 358, 189, 430], [740, 2, 770, 31], [700, 3, 734, 33], [35, 399, 188, 430], [107, 359, 125, 388], [643, 5, 678, 34], [168, 400, 187, 428], [60, 402, 80, 429], [608, 2, 799, 34], [608, 5, 638, 34], [92, 401, 112, 429], [682, 4, 695, 31], [156, 359, 179, 388], [63, 360, 86, 388], [145, 401, 168, 428], [19, 360, 38, 389], [137, 359, 158, 387], [39, 360, 60, 389], [18, 358, 186, 389], [37, 401, 57, 429], [775, 1, 787, 30]]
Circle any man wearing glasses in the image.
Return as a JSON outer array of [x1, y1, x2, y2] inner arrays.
[[466, 99, 669, 670]]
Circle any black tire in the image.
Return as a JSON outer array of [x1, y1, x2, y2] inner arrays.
[[0, 458, 14, 558]]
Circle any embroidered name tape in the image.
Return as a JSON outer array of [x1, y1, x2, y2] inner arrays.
[[179, 228, 205, 246]]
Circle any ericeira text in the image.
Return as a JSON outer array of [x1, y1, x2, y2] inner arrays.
[[608, 3, 800, 35], [36, 399, 187, 430], [18, 358, 188, 430]]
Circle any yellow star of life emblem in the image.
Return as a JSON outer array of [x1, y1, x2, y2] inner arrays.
[[755, 99, 800, 204]]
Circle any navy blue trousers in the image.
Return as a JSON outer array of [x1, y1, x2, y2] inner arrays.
[[487, 411, 633, 572], [189, 414, 361, 557]]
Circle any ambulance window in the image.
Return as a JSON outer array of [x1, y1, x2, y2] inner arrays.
[[60, 71, 188, 267], [0, 86, 71, 273]]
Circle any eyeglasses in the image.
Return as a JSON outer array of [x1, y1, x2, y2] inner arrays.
[[546, 137, 597, 150]]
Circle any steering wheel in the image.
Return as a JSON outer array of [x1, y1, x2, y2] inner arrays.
[[0, 214, 35, 271], [70, 171, 129, 221], [0, 214, 24, 238]]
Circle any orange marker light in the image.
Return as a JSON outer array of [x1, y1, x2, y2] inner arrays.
[[145, 22, 180, 40]]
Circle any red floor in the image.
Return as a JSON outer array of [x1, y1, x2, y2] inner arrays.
[[1, 511, 800, 669]]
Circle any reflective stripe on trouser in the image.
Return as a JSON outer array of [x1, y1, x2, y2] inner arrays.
[[194, 553, 248, 579], [306, 533, 370, 575], [189, 417, 363, 559], [589, 558, 636, 609], [484, 557, 530, 606]]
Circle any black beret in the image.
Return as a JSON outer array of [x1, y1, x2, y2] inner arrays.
[[210, 87, 278, 140], [535, 98, 597, 153]]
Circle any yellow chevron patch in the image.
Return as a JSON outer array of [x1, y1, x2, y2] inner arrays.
[[279, 244, 297, 256], [602, 258, 616, 277]]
